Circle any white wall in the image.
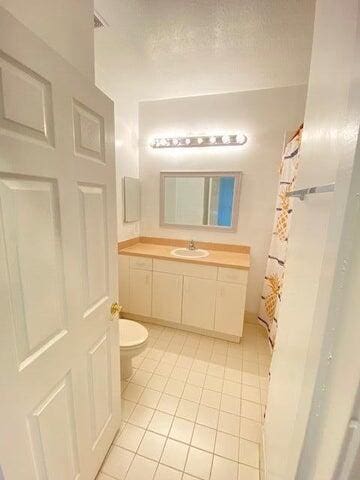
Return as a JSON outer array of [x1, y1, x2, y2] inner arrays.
[[264, 1, 360, 479], [139, 86, 307, 314], [0, 0, 94, 80]]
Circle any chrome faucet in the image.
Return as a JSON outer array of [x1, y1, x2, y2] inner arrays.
[[188, 239, 196, 250]]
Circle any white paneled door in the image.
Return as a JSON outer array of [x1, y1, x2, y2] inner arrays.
[[0, 8, 120, 480]]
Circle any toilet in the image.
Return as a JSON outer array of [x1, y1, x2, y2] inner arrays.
[[119, 318, 149, 379]]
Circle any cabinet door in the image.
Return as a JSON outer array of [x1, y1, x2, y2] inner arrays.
[[182, 277, 217, 330], [152, 272, 183, 323], [129, 268, 152, 316], [215, 282, 246, 336]]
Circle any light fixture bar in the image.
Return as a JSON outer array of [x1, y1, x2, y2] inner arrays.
[[151, 133, 247, 149]]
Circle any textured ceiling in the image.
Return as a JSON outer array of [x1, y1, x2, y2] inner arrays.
[[94, 0, 315, 105]]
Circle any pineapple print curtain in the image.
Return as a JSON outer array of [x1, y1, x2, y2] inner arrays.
[[258, 126, 303, 348]]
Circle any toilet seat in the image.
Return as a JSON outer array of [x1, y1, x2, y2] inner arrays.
[[119, 319, 148, 349]]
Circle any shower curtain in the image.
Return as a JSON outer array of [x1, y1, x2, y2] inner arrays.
[[258, 126, 303, 348]]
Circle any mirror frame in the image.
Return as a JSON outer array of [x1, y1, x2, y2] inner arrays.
[[160, 171, 242, 232]]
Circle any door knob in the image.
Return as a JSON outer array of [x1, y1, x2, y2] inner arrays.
[[110, 302, 123, 319]]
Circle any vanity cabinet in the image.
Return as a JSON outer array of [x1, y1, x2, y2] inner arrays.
[[182, 277, 217, 330], [152, 271, 183, 323], [129, 268, 152, 316], [215, 282, 246, 336], [120, 254, 248, 340]]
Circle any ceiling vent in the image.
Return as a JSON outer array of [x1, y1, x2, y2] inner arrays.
[[94, 11, 107, 29]]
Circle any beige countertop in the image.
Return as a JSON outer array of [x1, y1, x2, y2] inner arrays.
[[119, 242, 250, 270]]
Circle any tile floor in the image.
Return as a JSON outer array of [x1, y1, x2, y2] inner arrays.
[[99, 322, 271, 480]]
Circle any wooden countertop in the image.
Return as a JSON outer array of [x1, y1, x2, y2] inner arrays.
[[119, 242, 250, 270]]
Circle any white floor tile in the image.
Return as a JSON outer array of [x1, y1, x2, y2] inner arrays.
[[241, 400, 262, 422], [192, 359, 209, 374], [148, 411, 174, 436], [204, 375, 223, 393], [187, 370, 206, 387], [138, 431, 167, 461], [225, 368, 242, 384], [148, 374, 168, 392], [222, 380, 242, 397], [218, 411, 241, 437], [165, 379, 185, 397], [215, 431, 239, 461], [102, 446, 134, 480], [156, 361, 174, 377], [176, 399, 199, 422], [169, 417, 194, 444], [197, 404, 219, 429], [115, 423, 145, 452], [122, 383, 144, 403], [130, 369, 152, 387], [207, 364, 225, 378], [183, 384, 202, 403], [185, 446, 213, 480], [201, 389, 221, 409], [171, 366, 190, 382], [241, 385, 261, 404], [125, 454, 157, 480], [128, 405, 154, 429], [138, 388, 161, 409], [162, 352, 179, 365], [121, 400, 136, 421], [210, 455, 238, 480], [161, 438, 189, 471], [220, 393, 241, 415], [240, 418, 261, 443], [239, 439, 259, 468], [158, 393, 180, 415], [237, 463, 259, 480], [154, 464, 182, 480], [191, 424, 216, 452], [141, 358, 160, 373]]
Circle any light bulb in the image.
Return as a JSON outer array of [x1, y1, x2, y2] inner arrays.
[[160, 138, 167, 147], [172, 138, 179, 146], [236, 133, 246, 145], [222, 135, 230, 144], [209, 136, 217, 144], [185, 138, 191, 145], [197, 137, 204, 145]]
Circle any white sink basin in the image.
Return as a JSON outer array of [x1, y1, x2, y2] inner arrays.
[[171, 248, 209, 259]]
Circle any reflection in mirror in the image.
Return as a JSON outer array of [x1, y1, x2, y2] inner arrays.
[[124, 177, 140, 222], [160, 172, 241, 231]]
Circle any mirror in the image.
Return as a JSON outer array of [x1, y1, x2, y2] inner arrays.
[[160, 171, 241, 231], [123, 177, 140, 222]]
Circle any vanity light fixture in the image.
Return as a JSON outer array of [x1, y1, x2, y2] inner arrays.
[[150, 133, 248, 149]]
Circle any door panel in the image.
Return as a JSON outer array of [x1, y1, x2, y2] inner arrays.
[[78, 183, 108, 317], [0, 8, 120, 480], [28, 373, 80, 480], [88, 331, 112, 448], [182, 277, 216, 330], [0, 49, 55, 146], [0, 175, 66, 367]]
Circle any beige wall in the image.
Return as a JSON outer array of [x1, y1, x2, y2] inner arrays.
[[264, 0, 360, 478], [0, 0, 94, 80], [138, 86, 307, 314]]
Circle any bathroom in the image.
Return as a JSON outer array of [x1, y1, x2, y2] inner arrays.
[[0, 1, 360, 480]]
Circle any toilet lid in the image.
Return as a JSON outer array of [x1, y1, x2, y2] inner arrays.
[[119, 319, 148, 348]]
